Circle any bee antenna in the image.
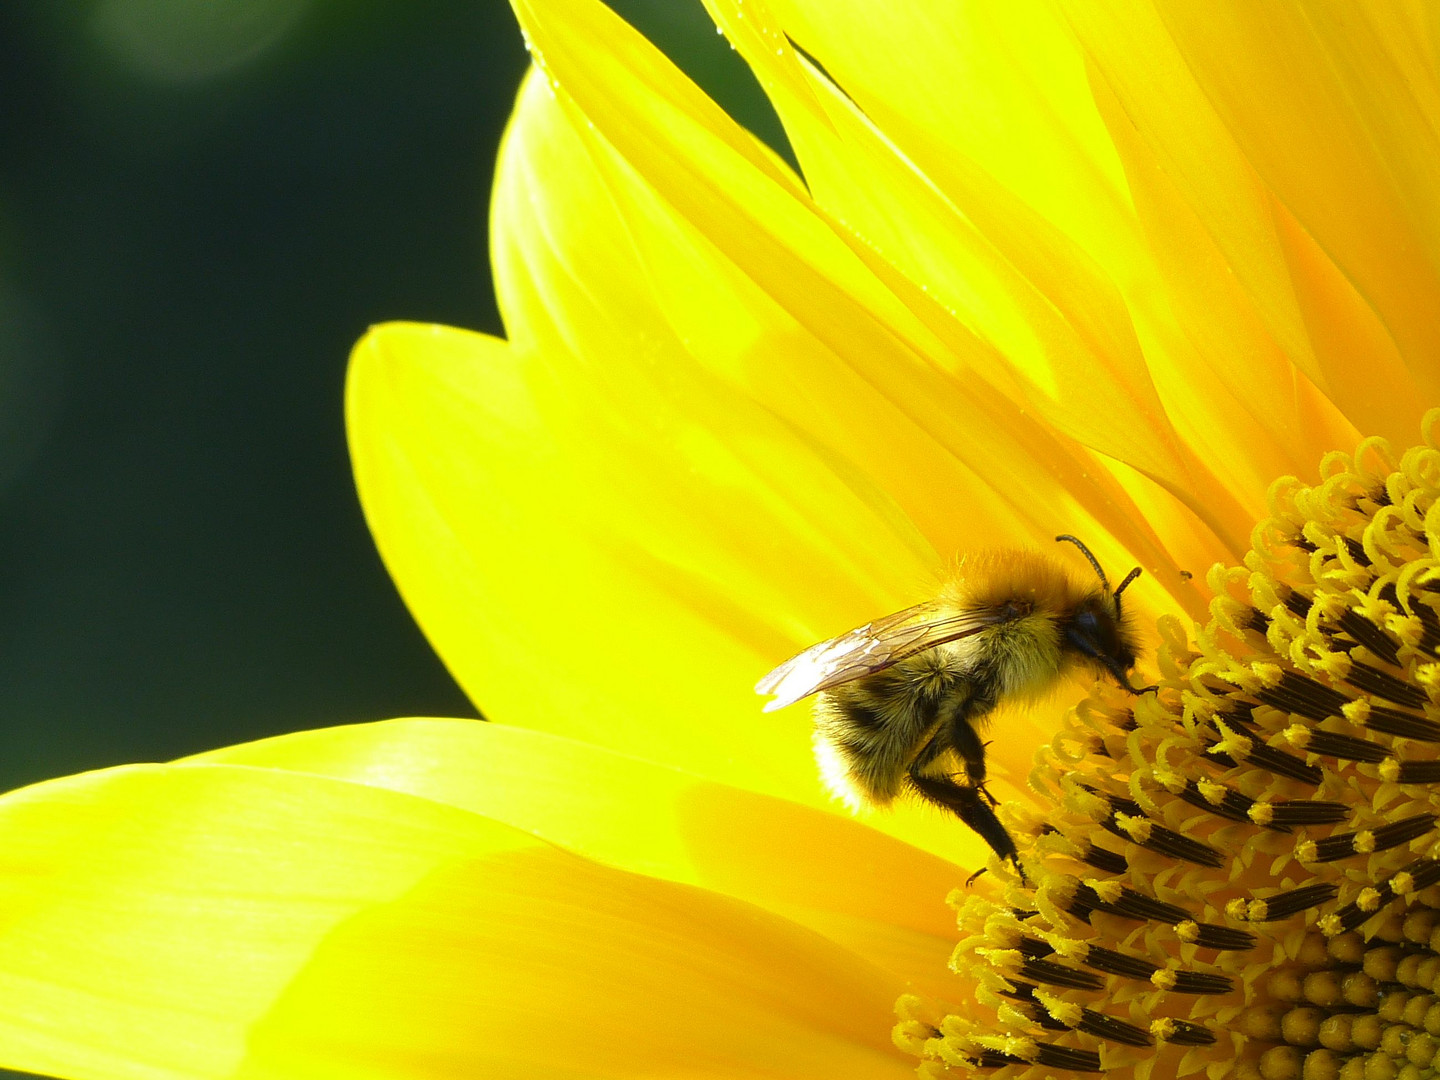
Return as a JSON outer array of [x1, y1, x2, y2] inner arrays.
[[1114, 566, 1143, 600], [1054, 534, 1109, 593]]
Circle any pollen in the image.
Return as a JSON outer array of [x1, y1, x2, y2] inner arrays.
[[897, 416, 1440, 1079]]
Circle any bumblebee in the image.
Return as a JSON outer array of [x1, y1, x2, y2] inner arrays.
[[756, 535, 1150, 871]]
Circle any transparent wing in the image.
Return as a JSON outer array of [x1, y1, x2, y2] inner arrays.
[[755, 601, 1004, 712]]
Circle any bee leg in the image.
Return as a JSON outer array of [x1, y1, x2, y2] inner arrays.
[[911, 717, 1023, 878], [945, 713, 996, 803], [1107, 661, 1158, 696], [906, 770, 1021, 875]]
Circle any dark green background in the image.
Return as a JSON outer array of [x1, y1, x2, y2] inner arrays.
[[0, 0, 786, 816]]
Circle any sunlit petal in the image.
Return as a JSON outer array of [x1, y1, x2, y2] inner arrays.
[[1062, 0, 1418, 451], [1154, 1, 1440, 407], [348, 320, 1009, 857], [505, 0, 1236, 583], [0, 761, 911, 1080], [706, 0, 1186, 483], [191, 718, 962, 988]]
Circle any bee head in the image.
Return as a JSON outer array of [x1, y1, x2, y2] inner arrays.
[[1055, 535, 1151, 695]]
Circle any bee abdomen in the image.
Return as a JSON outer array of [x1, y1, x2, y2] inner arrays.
[[812, 669, 951, 808]]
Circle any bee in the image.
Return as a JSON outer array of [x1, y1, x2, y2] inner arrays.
[[756, 535, 1151, 872]]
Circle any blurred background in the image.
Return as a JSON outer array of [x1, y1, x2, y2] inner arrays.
[[0, 0, 787, 798]]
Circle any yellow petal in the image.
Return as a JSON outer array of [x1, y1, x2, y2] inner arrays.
[[238, 851, 912, 1080], [707, 0, 1187, 484], [746, 0, 1288, 498], [709, 0, 1377, 541], [1062, 0, 1416, 451], [349, 46, 1205, 852], [758, 0, 1138, 302], [1151, 0, 1440, 422], [497, 16, 1053, 563], [501, 0, 1230, 580], [348, 321, 995, 857], [349, 322, 843, 796], [509, 0, 1276, 576], [0, 761, 911, 1080], [190, 718, 962, 990], [1082, 67, 1363, 479]]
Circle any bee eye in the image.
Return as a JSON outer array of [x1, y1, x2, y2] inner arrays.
[[1064, 602, 1129, 671]]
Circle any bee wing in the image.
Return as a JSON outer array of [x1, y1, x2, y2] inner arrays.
[[755, 601, 1002, 712]]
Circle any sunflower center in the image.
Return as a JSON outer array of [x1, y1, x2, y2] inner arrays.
[[896, 420, 1440, 1079]]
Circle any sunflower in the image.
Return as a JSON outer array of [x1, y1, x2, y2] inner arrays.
[[2, 1, 1438, 1078]]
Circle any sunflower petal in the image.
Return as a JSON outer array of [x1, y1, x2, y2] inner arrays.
[[506, 0, 1254, 569], [1152, 0, 1440, 409], [190, 718, 963, 989], [759, 0, 1138, 296], [0, 761, 911, 1080], [347, 322, 995, 848], [350, 299, 1074, 858], [709, 0, 1379, 537], [498, 12, 1053, 562], [706, 0, 1188, 483], [1062, 0, 1420, 451], [348, 53, 1196, 816]]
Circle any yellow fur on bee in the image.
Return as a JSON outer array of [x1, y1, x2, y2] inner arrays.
[[941, 549, 1094, 617], [813, 548, 1120, 810]]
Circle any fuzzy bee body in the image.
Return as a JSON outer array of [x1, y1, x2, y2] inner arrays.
[[758, 539, 1148, 871]]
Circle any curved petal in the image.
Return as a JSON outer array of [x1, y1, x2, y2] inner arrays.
[[760, 0, 1142, 316], [348, 51, 1211, 847], [184, 720, 966, 923], [189, 718, 963, 991], [705, 0, 1188, 482], [499, 0, 1240, 579], [1152, 1, 1440, 408], [0, 761, 911, 1080], [707, 0, 1368, 516], [1062, 0, 1418, 449], [236, 854, 912, 1080], [348, 323, 991, 856]]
